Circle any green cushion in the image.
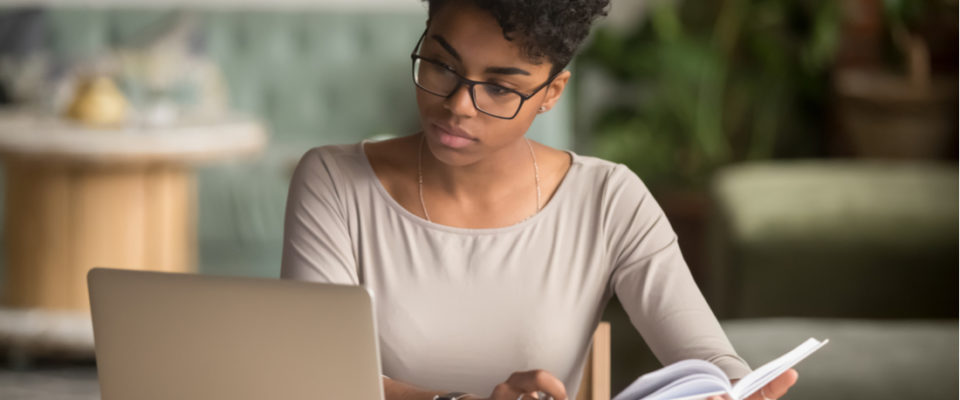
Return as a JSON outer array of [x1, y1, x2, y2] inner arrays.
[[723, 318, 959, 400], [709, 161, 958, 318]]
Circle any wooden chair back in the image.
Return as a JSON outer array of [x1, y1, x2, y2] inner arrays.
[[575, 322, 610, 400]]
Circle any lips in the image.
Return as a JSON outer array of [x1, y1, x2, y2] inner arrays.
[[432, 122, 477, 149]]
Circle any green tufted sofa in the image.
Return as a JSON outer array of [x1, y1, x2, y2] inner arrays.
[[0, 6, 575, 284]]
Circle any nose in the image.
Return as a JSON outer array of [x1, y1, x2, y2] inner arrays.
[[443, 83, 478, 118]]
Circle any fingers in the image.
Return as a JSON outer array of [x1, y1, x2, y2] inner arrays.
[[491, 383, 559, 400], [509, 370, 566, 400], [764, 368, 799, 398], [746, 369, 799, 400], [495, 370, 567, 400]]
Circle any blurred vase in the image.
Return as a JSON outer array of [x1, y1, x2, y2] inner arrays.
[[834, 68, 957, 159], [66, 76, 128, 127]]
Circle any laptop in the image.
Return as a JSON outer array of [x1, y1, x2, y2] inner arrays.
[[87, 267, 384, 400]]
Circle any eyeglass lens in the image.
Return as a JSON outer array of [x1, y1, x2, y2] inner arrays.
[[413, 58, 523, 119]]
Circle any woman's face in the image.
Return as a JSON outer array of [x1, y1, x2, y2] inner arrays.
[[415, 2, 570, 167]]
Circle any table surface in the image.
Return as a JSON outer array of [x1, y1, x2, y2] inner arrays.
[[0, 110, 268, 164]]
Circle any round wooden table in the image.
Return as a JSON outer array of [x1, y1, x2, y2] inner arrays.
[[0, 110, 267, 311]]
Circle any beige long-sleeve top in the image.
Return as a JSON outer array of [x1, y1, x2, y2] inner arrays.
[[280, 142, 751, 397]]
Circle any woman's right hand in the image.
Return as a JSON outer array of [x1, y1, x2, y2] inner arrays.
[[468, 369, 568, 400]]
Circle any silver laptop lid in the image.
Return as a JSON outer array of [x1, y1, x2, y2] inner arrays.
[[88, 268, 384, 400]]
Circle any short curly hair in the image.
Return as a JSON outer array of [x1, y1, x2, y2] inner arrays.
[[423, 0, 610, 75]]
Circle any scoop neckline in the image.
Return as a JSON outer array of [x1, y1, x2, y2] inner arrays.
[[358, 140, 578, 235]]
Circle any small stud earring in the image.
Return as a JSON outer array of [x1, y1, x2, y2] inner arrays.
[[538, 106, 547, 113]]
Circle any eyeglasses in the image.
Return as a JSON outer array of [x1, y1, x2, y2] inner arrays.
[[410, 30, 557, 120]]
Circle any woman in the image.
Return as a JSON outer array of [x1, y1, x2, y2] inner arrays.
[[281, 1, 798, 399]]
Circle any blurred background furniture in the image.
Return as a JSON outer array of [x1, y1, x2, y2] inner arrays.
[[0, 6, 573, 286], [709, 160, 958, 400], [0, 1, 956, 400], [576, 322, 611, 400], [708, 161, 957, 319], [579, 2, 958, 399], [0, 110, 265, 311], [724, 318, 957, 400], [602, 159, 958, 400], [0, 2, 574, 370]]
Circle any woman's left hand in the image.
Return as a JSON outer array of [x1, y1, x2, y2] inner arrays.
[[707, 368, 799, 400]]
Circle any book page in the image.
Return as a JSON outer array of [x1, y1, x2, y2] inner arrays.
[[643, 373, 730, 400], [611, 338, 828, 400], [612, 359, 731, 400], [731, 338, 829, 399]]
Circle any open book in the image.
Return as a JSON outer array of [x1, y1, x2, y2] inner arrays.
[[611, 338, 829, 400]]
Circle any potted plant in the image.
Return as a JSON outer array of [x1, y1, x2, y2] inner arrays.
[[833, 0, 958, 159], [577, 0, 840, 190]]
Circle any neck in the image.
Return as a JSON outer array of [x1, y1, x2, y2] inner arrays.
[[420, 134, 535, 201]]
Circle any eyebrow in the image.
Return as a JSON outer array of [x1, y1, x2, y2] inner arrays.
[[430, 34, 532, 77], [484, 66, 531, 76], [431, 34, 462, 62]]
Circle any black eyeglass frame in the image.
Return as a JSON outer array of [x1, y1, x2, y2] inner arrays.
[[410, 30, 559, 120]]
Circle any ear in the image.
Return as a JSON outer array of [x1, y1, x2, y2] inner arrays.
[[537, 70, 571, 113]]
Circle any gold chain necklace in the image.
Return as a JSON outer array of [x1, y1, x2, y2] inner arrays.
[[417, 134, 541, 223]]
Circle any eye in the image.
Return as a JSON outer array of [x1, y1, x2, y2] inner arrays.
[[482, 84, 513, 97], [427, 61, 450, 73], [420, 53, 457, 72], [429, 59, 457, 73]]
